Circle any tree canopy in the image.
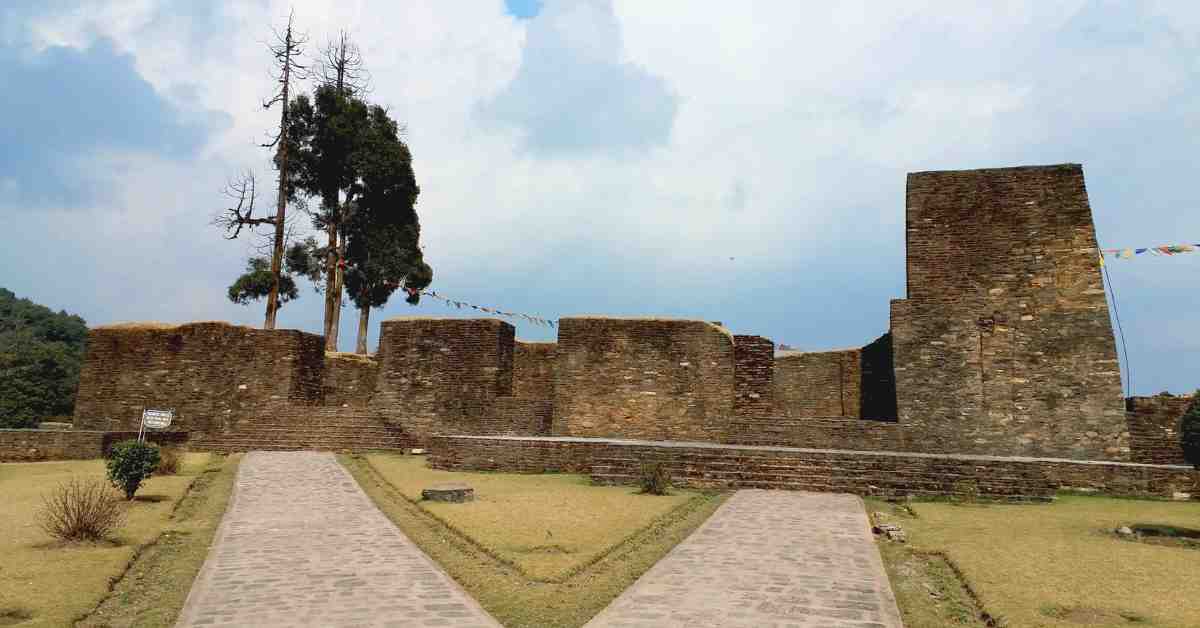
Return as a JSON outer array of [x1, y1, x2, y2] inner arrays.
[[0, 288, 87, 428]]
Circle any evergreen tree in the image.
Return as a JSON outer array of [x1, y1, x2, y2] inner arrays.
[[0, 288, 87, 428]]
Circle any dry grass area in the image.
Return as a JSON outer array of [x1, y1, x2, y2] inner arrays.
[[344, 453, 725, 628], [366, 454, 701, 581], [870, 495, 1200, 628], [0, 454, 226, 627]]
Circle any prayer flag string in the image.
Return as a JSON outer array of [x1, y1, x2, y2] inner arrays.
[[1100, 243, 1199, 259], [402, 287, 556, 328]]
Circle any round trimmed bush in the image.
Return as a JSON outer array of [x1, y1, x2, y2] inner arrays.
[[1182, 393, 1200, 470], [106, 440, 161, 499]]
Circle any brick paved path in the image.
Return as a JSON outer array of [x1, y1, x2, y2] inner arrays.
[[175, 451, 499, 627], [584, 490, 903, 627]]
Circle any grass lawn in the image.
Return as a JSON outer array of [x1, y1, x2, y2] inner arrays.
[[343, 452, 725, 628], [0, 453, 240, 628], [870, 495, 1200, 628]]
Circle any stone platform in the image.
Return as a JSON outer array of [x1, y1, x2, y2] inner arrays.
[[429, 435, 1200, 501]]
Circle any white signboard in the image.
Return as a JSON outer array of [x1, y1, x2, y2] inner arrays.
[[142, 409, 174, 430]]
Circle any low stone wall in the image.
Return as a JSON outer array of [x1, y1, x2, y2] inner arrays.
[[1126, 395, 1193, 465], [0, 429, 190, 462], [429, 435, 1199, 501]]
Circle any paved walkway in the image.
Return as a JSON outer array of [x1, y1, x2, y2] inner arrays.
[[585, 490, 903, 628], [175, 451, 499, 628]]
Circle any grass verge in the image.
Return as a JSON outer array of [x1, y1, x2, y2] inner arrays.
[[0, 454, 232, 628], [77, 453, 241, 627], [868, 495, 1200, 628], [341, 453, 726, 628]]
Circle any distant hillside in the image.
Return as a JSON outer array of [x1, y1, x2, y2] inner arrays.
[[0, 288, 87, 428]]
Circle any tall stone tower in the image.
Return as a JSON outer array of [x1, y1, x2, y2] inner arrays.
[[889, 164, 1128, 460]]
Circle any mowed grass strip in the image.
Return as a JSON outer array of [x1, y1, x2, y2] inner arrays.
[[365, 453, 702, 581], [78, 453, 241, 628], [342, 453, 726, 628], [895, 495, 1200, 628], [0, 453, 230, 628]]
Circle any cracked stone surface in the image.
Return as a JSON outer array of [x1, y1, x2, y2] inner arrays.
[[584, 490, 903, 627], [175, 451, 500, 627]]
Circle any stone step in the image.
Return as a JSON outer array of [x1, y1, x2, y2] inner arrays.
[[589, 472, 1051, 500], [589, 466, 1040, 490], [587, 458, 1042, 481], [214, 426, 405, 437]]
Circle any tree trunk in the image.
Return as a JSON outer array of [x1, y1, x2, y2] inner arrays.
[[263, 23, 294, 330], [356, 303, 369, 355], [322, 217, 338, 350], [330, 236, 346, 348]]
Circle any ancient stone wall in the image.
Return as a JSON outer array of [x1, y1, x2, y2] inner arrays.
[[551, 318, 736, 441], [431, 435, 1196, 501], [73, 322, 325, 433], [322, 353, 379, 408], [370, 318, 515, 442], [891, 164, 1128, 460], [733, 335, 774, 418], [0, 429, 189, 462], [1126, 394, 1194, 465], [773, 349, 861, 418]]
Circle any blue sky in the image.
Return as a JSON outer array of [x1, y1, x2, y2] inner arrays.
[[1, 1, 1198, 395]]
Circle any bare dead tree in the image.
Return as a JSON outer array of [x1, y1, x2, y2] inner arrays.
[[259, 10, 309, 330], [213, 171, 273, 240], [316, 30, 369, 350]]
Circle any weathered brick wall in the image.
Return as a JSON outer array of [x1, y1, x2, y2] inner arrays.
[[430, 435, 1196, 501], [73, 322, 326, 433], [733, 335, 774, 418], [891, 165, 1128, 461], [724, 416, 908, 450], [0, 429, 189, 462], [1127, 394, 1194, 465], [772, 349, 861, 417], [370, 318, 515, 442], [0, 429, 106, 461], [551, 318, 736, 441], [323, 353, 379, 408], [489, 341, 557, 435]]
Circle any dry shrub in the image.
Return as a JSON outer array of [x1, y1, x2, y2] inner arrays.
[[36, 477, 126, 542], [155, 446, 182, 475], [637, 461, 672, 496]]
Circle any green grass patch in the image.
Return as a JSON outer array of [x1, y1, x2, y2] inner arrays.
[[870, 495, 1200, 627], [0, 453, 231, 628], [342, 453, 726, 628]]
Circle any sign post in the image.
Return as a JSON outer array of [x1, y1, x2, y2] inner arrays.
[[139, 408, 175, 443]]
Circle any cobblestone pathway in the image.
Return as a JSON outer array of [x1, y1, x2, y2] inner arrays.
[[585, 490, 903, 628], [175, 451, 499, 628]]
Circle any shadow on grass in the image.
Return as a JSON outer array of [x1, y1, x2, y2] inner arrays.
[[0, 608, 33, 626]]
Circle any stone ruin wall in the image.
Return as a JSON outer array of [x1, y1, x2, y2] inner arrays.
[[773, 349, 862, 418], [890, 164, 1129, 461], [322, 353, 379, 408], [59, 164, 1189, 466], [1126, 394, 1195, 465], [551, 318, 736, 442], [73, 322, 325, 433]]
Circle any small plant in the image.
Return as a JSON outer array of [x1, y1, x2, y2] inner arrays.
[[155, 446, 182, 475], [106, 440, 161, 499], [1181, 392, 1200, 470], [36, 477, 126, 542], [637, 461, 672, 495]]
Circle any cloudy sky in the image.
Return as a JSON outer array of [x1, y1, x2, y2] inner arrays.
[[2, 0, 1197, 394]]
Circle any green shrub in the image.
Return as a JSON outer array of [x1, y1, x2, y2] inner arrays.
[[637, 461, 672, 496], [36, 477, 126, 542], [106, 440, 161, 499], [1182, 393, 1200, 470]]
